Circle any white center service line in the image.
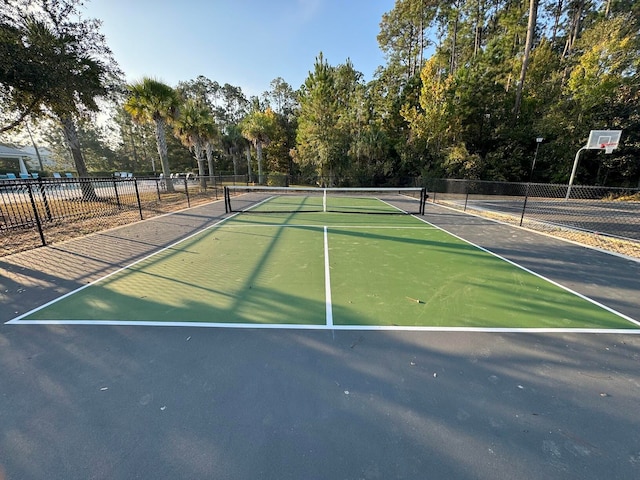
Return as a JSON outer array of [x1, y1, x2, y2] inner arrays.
[[324, 226, 333, 327]]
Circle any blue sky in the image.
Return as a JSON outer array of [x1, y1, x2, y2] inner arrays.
[[83, 0, 394, 97]]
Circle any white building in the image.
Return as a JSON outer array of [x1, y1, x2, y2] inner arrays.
[[0, 144, 31, 175], [19, 145, 56, 170]]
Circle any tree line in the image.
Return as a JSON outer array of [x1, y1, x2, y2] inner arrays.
[[1, 0, 639, 188]]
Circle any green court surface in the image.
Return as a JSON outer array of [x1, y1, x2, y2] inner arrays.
[[11, 202, 640, 330]]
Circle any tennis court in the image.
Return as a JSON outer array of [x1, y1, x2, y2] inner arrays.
[[9, 187, 639, 331]]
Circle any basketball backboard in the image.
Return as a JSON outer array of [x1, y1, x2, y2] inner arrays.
[[586, 130, 622, 153]]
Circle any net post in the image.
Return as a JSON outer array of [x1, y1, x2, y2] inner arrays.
[[224, 186, 230, 213], [421, 188, 427, 215]]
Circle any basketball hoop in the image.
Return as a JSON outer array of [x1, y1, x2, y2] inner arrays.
[[566, 129, 622, 199], [587, 130, 621, 151]]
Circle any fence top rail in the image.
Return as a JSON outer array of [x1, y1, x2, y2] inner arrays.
[[428, 178, 639, 193], [0, 176, 154, 183]]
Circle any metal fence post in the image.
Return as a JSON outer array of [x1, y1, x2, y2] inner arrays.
[[113, 178, 121, 209], [519, 184, 530, 226], [26, 181, 46, 246], [37, 177, 53, 221], [184, 177, 190, 207], [134, 178, 143, 220], [464, 180, 470, 211]]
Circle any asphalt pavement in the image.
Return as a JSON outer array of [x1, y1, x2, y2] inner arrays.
[[1, 200, 639, 480]]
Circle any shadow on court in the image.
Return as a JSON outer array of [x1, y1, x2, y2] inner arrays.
[[0, 202, 229, 323]]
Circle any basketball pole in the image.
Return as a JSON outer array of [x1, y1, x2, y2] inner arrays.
[[565, 146, 586, 200]]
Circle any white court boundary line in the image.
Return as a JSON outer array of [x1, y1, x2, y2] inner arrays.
[[8, 320, 640, 334], [214, 224, 435, 229], [324, 226, 333, 327], [7, 199, 640, 332]]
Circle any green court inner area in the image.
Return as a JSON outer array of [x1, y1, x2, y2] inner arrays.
[[246, 193, 410, 213], [16, 199, 639, 329]]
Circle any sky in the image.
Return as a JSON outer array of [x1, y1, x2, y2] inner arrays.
[[82, 0, 395, 97]]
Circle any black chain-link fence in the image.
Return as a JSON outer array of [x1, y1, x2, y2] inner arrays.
[[423, 179, 640, 257], [2, 175, 639, 257]]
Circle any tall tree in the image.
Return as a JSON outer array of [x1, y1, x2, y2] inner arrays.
[[562, 0, 586, 58], [114, 107, 157, 174], [173, 98, 218, 188], [124, 77, 179, 191], [0, 19, 48, 132], [402, 56, 455, 158], [514, 0, 539, 118], [240, 107, 277, 184], [378, 0, 437, 80], [262, 77, 298, 116], [1, 0, 120, 198], [262, 78, 299, 176], [295, 53, 343, 184], [221, 124, 247, 176]]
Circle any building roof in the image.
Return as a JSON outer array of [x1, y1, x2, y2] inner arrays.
[[20, 145, 53, 157], [0, 144, 30, 158]]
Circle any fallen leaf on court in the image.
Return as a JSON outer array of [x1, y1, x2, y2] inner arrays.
[[100, 387, 108, 391]]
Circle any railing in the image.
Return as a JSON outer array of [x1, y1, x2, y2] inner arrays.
[[0, 175, 240, 255], [420, 179, 640, 258], [421, 179, 640, 241]]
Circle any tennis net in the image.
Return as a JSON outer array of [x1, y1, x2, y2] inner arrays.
[[224, 186, 428, 215]]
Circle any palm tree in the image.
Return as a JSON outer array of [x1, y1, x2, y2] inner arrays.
[[222, 124, 246, 176], [173, 99, 218, 189], [204, 138, 218, 183], [240, 108, 276, 184], [124, 77, 179, 192]]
